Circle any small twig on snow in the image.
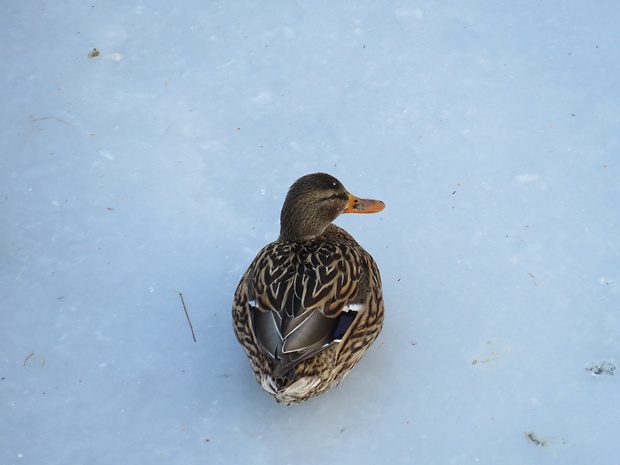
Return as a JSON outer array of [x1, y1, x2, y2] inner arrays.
[[174, 290, 196, 342]]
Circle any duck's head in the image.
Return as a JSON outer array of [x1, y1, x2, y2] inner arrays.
[[279, 172, 385, 241]]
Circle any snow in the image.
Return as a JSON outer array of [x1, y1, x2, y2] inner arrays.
[[1, 1, 619, 464]]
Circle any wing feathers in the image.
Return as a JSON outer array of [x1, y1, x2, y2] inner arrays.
[[248, 240, 367, 374]]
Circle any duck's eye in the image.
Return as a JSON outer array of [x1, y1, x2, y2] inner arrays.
[[322, 192, 345, 202]]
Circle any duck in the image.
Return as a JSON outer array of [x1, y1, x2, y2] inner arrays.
[[232, 173, 385, 405]]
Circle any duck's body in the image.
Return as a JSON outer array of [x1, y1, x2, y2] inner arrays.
[[232, 173, 385, 405]]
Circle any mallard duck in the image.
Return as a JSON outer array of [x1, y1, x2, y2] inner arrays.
[[232, 172, 385, 405]]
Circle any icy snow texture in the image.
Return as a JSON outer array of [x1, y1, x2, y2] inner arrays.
[[1, 2, 619, 464]]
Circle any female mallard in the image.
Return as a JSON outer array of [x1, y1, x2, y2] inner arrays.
[[232, 172, 385, 404]]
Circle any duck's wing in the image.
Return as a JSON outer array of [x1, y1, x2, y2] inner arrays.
[[247, 240, 369, 380]]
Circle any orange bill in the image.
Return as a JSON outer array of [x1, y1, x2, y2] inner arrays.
[[343, 193, 385, 214]]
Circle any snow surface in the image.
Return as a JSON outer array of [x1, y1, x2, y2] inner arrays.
[[2, 2, 619, 464]]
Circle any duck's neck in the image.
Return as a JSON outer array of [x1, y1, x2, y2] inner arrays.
[[278, 206, 329, 241]]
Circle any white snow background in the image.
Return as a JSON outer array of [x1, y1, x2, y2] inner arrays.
[[2, 2, 619, 464]]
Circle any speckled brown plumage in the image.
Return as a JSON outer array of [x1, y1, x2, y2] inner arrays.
[[232, 173, 385, 405]]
